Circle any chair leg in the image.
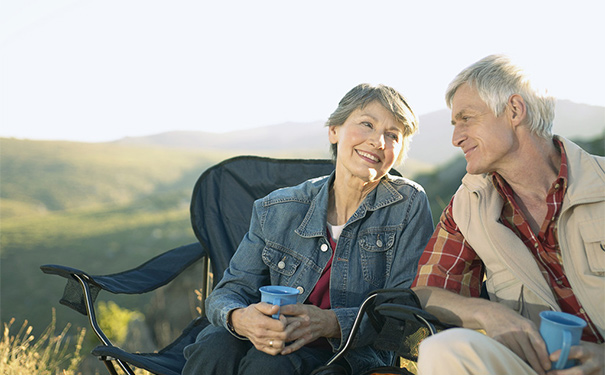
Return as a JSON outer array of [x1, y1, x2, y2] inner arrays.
[[73, 274, 136, 375], [99, 357, 120, 375]]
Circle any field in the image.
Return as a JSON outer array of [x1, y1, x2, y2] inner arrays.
[[1, 133, 603, 373]]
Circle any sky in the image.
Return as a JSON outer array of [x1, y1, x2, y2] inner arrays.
[[1, 0, 604, 142]]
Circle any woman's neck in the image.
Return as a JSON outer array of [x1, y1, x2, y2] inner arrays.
[[327, 175, 380, 225]]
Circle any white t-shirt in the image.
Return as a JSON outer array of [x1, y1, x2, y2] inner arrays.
[[327, 222, 345, 241]]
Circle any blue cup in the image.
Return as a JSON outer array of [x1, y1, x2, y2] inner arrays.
[[539, 311, 586, 370], [259, 286, 299, 319]]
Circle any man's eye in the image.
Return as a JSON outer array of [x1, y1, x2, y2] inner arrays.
[[362, 122, 373, 128]]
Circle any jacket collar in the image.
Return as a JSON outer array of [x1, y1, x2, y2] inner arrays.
[[556, 135, 605, 205], [295, 172, 404, 238]]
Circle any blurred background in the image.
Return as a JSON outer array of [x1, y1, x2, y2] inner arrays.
[[1, 1, 603, 373]]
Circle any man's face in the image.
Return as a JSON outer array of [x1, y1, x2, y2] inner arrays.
[[450, 83, 516, 175]]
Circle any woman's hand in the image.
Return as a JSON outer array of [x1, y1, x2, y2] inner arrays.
[[278, 304, 340, 355], [547, 341, 604, 375], [229, 302, 301, 355]]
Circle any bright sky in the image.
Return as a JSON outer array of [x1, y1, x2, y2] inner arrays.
[[1, 0, 603, 142]]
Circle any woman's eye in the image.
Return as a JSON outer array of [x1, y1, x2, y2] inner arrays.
[[362, 122, 373, 128], [388, 133, 400, 141]]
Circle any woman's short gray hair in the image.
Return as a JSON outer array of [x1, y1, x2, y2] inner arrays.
[[445, 54, 555, 139], [326, 83, 419, 164]]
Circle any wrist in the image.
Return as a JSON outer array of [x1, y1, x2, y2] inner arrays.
[[226, 309, 247, 340]]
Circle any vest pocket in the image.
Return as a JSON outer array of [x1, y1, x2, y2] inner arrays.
[[579, 219, 605, 274]]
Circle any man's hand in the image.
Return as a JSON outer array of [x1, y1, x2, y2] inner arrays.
[[478, 303, 551, 374], [547, 341, 604, 375], [229, 303, 301, 355], [278, 304, 340, 355], [414, 286, 552, 374]]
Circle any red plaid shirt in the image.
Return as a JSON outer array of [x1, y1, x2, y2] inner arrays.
[[413, 140, 603, 343]]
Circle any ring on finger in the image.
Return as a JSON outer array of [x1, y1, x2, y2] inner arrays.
[[269, 340, 274, 348]]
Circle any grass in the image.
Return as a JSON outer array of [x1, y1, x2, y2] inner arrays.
[[0, 309, 85, 375], [0, 193, 199, 342], [1, 134, 602, 373]]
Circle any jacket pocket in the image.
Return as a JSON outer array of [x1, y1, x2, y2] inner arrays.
[[579, 219, 605, 274], [358, 229, 396, 287], [262, 242, 301, 278]]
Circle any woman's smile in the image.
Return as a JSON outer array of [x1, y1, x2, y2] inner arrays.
[[356, 149, 381, 163]]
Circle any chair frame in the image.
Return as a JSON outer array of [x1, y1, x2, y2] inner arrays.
[[41, 155, 441, 375], [41, 156, 336, 375]]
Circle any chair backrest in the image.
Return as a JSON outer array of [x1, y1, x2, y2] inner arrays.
[[190, 156, 335, 286]]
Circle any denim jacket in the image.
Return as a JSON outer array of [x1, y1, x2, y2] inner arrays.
[[205, 171, 434, 372]]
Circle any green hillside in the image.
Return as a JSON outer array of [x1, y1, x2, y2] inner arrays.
[[0, 139, 226, 216], [1, 134, 603, 365], [0, 139, 229, 342]]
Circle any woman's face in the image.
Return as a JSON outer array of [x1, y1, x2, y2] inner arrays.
[[329, 101, 403, 183]]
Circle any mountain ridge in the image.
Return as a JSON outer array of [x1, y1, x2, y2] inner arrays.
[[111, 100, 605, 165]]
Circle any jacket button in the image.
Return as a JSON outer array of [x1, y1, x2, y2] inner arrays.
[[320, 244, 328, 252], [296, 286, 304, 294], [376, 239, 383, 247], [278, 261, 286, 269]]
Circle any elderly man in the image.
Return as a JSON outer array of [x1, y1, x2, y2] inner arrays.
[[412, 55, 604, 375]]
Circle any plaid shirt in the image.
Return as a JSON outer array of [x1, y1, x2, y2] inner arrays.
[[413, 140, 603, 343]]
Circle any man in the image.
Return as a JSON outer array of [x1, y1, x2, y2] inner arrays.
[[412, 55, 604, 375]]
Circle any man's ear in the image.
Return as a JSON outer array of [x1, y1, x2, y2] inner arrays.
[[508, 94, 527, 127]]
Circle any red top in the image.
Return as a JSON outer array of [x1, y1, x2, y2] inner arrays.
[[304, 229, 335, 349]]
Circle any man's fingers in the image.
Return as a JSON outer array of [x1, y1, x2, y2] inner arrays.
[[495, 333, 547, 375]]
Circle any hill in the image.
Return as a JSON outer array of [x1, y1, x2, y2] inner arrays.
[[0, 105, 603, 366], [0, 139, 228, 217], [112, 100, 605, 166]]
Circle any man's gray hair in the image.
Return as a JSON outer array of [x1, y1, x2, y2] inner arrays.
[[445, 55, 556, 138]]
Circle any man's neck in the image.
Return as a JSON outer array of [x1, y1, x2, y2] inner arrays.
[[497, 136, 561, 233]]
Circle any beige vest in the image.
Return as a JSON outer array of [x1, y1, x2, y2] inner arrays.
[[452, 136, 605, 338]]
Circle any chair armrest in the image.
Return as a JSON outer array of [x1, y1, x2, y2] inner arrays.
[[41, 242, 205, 315]]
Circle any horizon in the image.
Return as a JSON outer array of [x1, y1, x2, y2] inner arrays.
[[2, 0, 604, 142]]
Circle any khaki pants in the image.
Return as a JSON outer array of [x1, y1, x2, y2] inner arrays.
[[417, 328, 537, 375]]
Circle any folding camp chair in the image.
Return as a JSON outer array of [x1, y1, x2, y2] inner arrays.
[[312, 288, 454, 375], [41, 155, 443, 375], [41, 156, 336, 375]]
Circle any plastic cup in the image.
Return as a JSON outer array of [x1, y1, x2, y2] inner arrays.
[[259, 286, 299, 319], [539, 311, 586, 370]]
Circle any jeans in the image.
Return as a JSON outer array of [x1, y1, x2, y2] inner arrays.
[[183, 325, 336, 375]]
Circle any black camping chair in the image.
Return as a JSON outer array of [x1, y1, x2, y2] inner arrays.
[[41, 155, 443, 375], [41, 156, 335, 375], [312, 288, 455, 375]]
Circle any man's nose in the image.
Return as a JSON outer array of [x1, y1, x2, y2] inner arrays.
[[452, 126, 465, 147]]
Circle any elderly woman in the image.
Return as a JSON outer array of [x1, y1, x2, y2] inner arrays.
[[183, 83, 434, 375]]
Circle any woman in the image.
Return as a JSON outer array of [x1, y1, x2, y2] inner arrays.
[[183, 83, 434, 375]]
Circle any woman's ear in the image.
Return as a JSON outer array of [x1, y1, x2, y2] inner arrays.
[[328, 125, 339, 144], [508, 94, 527, 127]]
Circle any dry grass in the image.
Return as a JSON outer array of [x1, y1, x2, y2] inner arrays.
[[0, 309, 85, 375]]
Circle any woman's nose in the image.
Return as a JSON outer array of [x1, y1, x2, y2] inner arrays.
[[370, 133, 386, 149]]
